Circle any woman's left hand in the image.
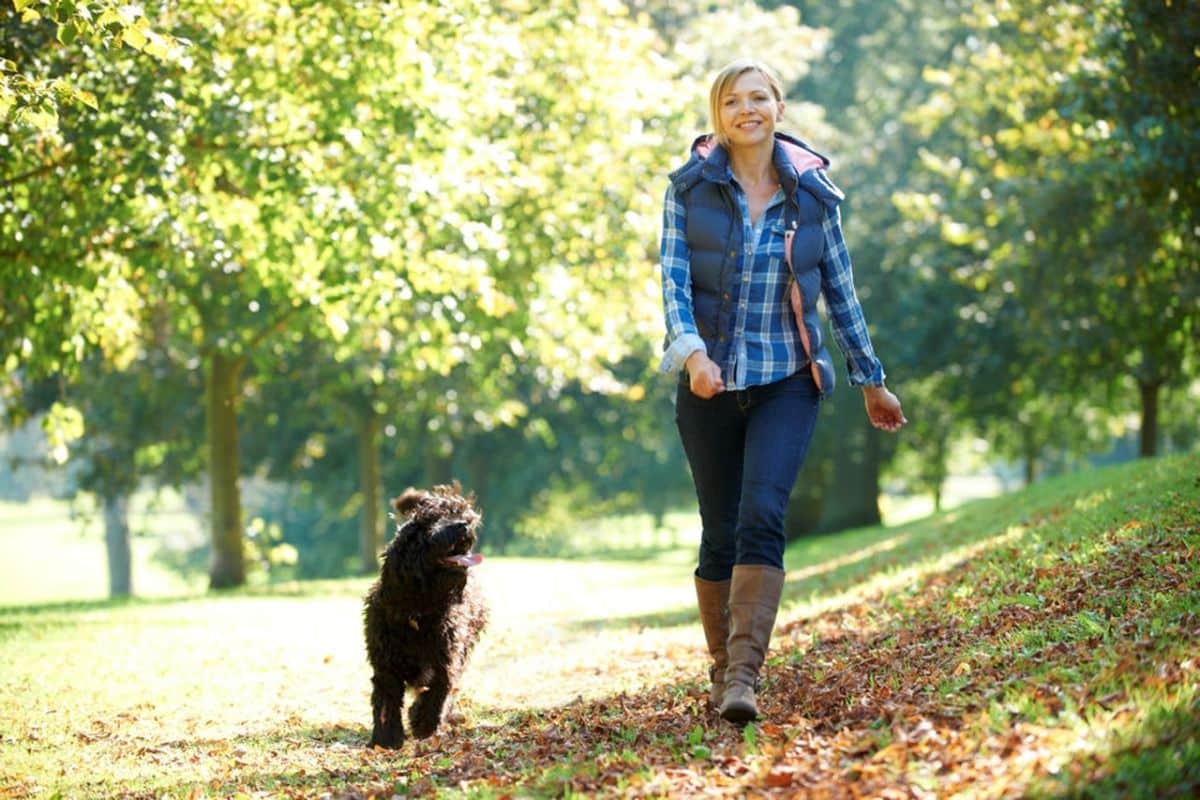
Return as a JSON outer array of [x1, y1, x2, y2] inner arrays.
[[863, 385, 907, 432]]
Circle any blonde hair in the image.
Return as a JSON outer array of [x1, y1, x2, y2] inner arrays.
[[708, 59, 786, 148]]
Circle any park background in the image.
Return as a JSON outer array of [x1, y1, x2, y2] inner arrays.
[[3, 0, 1195, 598], [1, 0, 1198, 798]]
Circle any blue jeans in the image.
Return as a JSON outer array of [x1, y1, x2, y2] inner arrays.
[[675, 371, 821, 581]]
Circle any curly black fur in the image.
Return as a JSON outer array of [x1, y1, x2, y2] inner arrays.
[[363, 484, 488, 748]]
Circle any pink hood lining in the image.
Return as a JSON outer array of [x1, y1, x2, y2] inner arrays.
[[693, 135, 826, 176]]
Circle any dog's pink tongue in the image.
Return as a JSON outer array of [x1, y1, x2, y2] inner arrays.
[[446, 553, 483, 568]]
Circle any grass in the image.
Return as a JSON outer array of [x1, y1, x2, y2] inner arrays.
[[0, 494, 204, 605], [0, 452, 1197, 798]]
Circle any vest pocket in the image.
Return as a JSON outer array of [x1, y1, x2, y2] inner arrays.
[[785, 224, 825, 277]]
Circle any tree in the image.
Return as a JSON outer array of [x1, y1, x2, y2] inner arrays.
[[904, 0, 1199, 464], [759, 0, 974, 527], [6, 344, 200, 597], [2, 0, 188, 381]]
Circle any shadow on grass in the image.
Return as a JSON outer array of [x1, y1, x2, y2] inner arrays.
[[502, 540, 696, 564], [0, 594, 206, 641], [0, 575, 378, 618], [0, 581, 373, 643], [565, 492, 1031, 634], [0, 594, 196, 618]]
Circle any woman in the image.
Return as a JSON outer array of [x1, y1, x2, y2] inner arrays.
[[659, 59, 906, 724]]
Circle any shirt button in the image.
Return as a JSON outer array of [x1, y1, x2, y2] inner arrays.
[[728, 250, 736, 257]]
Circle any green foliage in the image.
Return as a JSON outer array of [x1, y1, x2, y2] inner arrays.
[[899, 0, 1200, 462], [763, 0, 975, 533], [0, 0, 881, 553], [2, 0, 186, 131], [6, 0, 725, 583]]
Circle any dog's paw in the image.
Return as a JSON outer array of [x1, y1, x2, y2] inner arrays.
[[408, 705, 443, 739], [408, 699, 447, 739], [369, 728, 405, 750]]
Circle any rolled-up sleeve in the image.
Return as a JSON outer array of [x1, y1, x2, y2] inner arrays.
[[659, 182, 706, 374], [819, 204, 886, 387]]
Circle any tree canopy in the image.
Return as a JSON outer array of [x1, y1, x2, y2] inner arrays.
[[3, 0, 1196, 589]]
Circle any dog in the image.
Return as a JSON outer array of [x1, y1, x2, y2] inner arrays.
[[363, 484, 488, 748]]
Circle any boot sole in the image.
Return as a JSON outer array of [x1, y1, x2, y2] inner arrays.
[[719, 702, 758, 724]]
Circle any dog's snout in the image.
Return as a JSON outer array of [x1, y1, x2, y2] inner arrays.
[[435, 520, 474, 551]]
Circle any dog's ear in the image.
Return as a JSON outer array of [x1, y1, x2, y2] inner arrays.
[[391, 488, 426, 516]]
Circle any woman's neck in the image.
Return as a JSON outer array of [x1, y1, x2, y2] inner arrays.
[[728, 140, 776, 189]]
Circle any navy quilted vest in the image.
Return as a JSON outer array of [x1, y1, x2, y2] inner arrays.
[[668, 132, 841, 395]]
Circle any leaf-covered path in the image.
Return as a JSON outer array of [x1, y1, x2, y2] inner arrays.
[[372, 457, 1199, 798]]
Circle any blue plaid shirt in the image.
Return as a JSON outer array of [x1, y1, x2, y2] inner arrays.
[[659, 176, 886, 390]]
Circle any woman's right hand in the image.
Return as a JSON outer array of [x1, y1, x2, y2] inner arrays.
[[685, 351, 725, 399]]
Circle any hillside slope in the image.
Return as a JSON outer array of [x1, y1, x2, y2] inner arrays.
[[395, 452, 1200, 798]]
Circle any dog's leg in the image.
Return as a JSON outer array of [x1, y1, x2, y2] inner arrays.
[[408, 673, 451, 738], [369, 671, 406, 749]]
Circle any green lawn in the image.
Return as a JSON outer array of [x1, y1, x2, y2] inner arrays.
[[1, 453, 1197, 798], [0, 494, 204, 606]]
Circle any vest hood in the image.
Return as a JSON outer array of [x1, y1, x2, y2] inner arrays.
[[692, 131, 827, 172], [669, 132, 843, 211]]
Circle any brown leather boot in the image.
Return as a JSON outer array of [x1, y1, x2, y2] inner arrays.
[[694, 575, 731, 708], [719, 565, 785, 724]]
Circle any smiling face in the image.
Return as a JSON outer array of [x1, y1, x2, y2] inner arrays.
[[709, 61, 785, 150]]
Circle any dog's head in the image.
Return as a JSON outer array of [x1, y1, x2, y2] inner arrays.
[[380, 483, 483, 588]]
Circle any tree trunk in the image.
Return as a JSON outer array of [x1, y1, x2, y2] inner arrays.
[[207, 351, 245, 589], [1138, 379, 1160, 457], [103, 492, 132, 598], [785, 405, 834, 540], [1022, 427, 1038, 486], [863, 422, 883, 520], [358, 408, 384, 574], [785, 453, 829, 539], [465, 444, 507, 549], [931, 434, 947, 514], [817, 402, 882, 533]]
